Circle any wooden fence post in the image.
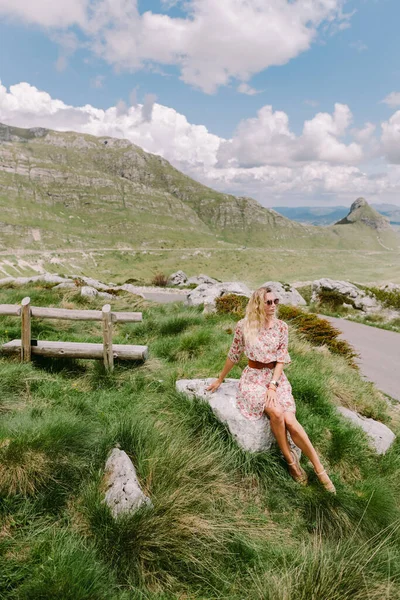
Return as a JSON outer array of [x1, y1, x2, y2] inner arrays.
[[102, 304, 114, 372], [21, 297, 31, 362]]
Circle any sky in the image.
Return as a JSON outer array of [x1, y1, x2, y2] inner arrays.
[[0, 0, 400, 207]]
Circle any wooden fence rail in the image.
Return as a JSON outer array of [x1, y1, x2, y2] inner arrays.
[[0, 297, 148, 371]]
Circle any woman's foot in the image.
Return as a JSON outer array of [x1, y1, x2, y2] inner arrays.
[[287, 451, 308, 486], [315, 469, 336, 494]]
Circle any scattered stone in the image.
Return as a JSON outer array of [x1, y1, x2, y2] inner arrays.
[[74, 275, 112, 291], [103, 448, 152, 518], [187, 274, 218, 286], [176, 378, 300, 457], [80, 285, 112, 299], [53, 282, 76, 290], [168, 270, 188, 286], [185, 282, 252, 312], [0, 274, 73, 286], [262, 281, 306, 306], [337, 407, 396, 454], [311, 278, 380, 312], [380, 283, 400, 293]]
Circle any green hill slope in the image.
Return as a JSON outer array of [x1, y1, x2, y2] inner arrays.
[[0, 123, 399, 284], [1, 123, 398, 252]]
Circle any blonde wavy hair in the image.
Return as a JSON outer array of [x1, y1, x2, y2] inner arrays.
[[243, 286, 277, 344]]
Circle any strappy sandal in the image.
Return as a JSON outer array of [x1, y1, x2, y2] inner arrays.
[[315, 469, 336, 494], [287, 451, 308, 486]]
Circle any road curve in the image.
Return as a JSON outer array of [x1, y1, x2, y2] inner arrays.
[[324, 316, 400, 402]]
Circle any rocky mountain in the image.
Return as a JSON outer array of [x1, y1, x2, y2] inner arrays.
[[0, 123, 399, 258], [335, 197, 391, 231]]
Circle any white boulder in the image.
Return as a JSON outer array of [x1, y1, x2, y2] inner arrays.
[[262, 281, 306, 306], [80, 286, 113, 300], [187, 274, 218, 286], [311, 278, 380, 312], [103, 448, 152, 518], [176, 378, 300, 456], [168, 270, 188, 286], [185, 282, 252, 312], [337, 407, 395, 454]]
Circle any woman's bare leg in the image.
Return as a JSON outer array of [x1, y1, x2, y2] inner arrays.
[[284, 413, 324, 472], [265, 407, 303, 478]]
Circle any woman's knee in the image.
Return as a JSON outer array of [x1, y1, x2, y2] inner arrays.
[[265, 407, 285, 422], [285, 414, 302, 435]]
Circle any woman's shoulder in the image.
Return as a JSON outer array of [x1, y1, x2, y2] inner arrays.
[[236, 318, 245, 330], [276, 319, 288, 331]]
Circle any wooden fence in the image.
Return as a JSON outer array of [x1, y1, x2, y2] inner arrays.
[[0, 297, 148, 371]]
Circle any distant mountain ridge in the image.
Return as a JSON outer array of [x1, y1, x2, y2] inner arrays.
[[0, 122, 399, 256], [273, 203, 400, 227]]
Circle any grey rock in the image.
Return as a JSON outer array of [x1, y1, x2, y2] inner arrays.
[[185, 282, 252, 312], [168, 270, 188, 286], [103, 448, 152, 518], [337, 407, 395, 454], [311, 278, 380, 312], [74, 275, 111, 291], [80, 285, 99, 298], [53, 282, 76, 289], [176, 378, 300, 457], [262, 281, 306, 306], [187, 274, 218, 286], [0, 273, 72, 286]]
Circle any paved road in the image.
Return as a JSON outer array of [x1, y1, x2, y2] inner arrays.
[[324, 316, 400, 402], [142, 291, 188, 303]]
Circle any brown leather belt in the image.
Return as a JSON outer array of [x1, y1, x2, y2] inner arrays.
[[248, 359, 276, 370]]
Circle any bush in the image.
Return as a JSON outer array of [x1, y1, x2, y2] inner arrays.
[[215, 294, 249, 318], [151, 273, 169, 287], [279, 306, 357, 365], [365, 286, 400, 311], [317, 289, 356, 310]]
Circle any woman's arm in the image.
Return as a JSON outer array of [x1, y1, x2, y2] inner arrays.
[[207, 321, 244, 393], [207, 357, 235, 392], [265, 361, 284, 407]]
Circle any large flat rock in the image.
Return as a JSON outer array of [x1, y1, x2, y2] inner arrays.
[[176, 378, 300, 456], [337, 407, 396, 454]]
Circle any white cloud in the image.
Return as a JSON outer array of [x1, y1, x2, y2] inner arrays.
[[0, 0, 352, 94], [349, 40, 367, 52], [0, 0, 87, 28], [55, 56, 68, 73], [237, 83, 262, 96], [217, 103, 362, 168], [91, 75, 105, 89], [304, 99, 319, 107], [352, 122, 376, 143], [382, 92, 400, 108], [381, 111, 400, 164], [2, 79, 400, 204]]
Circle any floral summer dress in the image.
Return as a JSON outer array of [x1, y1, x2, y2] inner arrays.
[[228, 319, 296, 420]]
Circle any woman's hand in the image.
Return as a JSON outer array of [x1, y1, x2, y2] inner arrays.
[[206, 379, 223, 393], [265, 387, 277, 408]]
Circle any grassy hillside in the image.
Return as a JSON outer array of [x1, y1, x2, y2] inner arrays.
[[1, 285, 400, 598], [1, 123, 399, 285]]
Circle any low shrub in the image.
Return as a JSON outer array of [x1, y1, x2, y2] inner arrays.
[[215, 294, 249, 318], [365, 286, 400, 311], [279, 306, 357, 365], [151, 273, 169, 287], [317, 289, 356, 310]]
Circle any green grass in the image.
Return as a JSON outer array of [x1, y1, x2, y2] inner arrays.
[[1, 285, 400, 598]]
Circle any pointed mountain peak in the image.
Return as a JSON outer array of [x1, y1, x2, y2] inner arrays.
[[335, 197, 391, 231]]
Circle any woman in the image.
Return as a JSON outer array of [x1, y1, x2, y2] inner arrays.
[[207, 286, 335, 493]]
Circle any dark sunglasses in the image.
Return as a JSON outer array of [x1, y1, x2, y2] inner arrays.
[[265, 298, 280, 306]]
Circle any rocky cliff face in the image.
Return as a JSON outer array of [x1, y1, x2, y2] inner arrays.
[[335, 197, 391, 231], [0, 123, 398, 253]]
